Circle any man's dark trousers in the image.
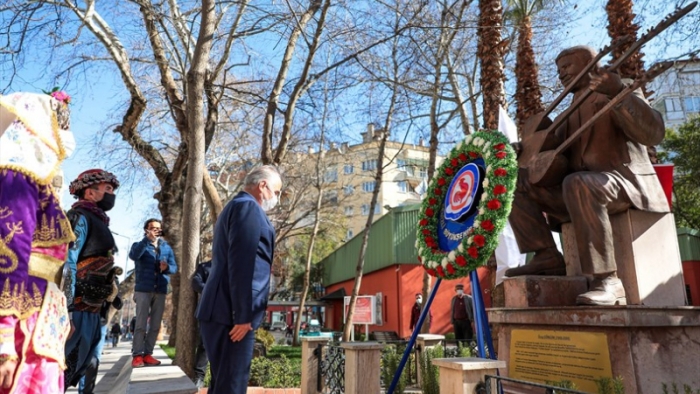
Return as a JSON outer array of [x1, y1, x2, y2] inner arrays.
[[200, 321, 255, 394], [194, 326, 208, 382], [453, 319, 473, 343]]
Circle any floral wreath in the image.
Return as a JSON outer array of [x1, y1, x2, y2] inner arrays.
[[415, 130, 518, 279]]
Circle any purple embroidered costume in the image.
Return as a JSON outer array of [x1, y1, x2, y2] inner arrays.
[[0, 92, 76, 394]]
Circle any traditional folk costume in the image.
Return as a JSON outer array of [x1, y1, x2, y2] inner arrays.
[[63, 170, 121, 389], [0, 92, 76, 393]]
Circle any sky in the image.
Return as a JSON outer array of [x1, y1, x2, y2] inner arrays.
[[3, 0, 697, 279]]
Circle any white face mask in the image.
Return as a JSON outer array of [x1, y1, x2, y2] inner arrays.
[[456, 289, 464, 296], [416, 297, 422, 304], [262, 184, 279, 212]]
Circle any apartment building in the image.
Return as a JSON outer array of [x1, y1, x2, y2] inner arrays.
[[316, 124, 443, 240], [648, 59, 700, 129]]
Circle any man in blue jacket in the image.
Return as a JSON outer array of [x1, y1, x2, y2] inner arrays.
[[129, 218, 177, 367], [196, 165, 282, 394]]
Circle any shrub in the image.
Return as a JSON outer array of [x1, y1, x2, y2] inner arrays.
[[255, 329, 275, 352], [381, 345, 406, 394], [249, 355, 301, 388], [419, 345, 444, 394]]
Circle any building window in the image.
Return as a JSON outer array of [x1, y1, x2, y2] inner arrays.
[[324, 168, 338, 183], [397, 159, 406, 171], [344, 164, 354, 174], [684, 96, 700, 112], [361, 204, 369, 215], [346, 229, 354, 240], [419, 167, 427, 179], [375, 204, 381, 214], [362, 182, 375, 192], [326, 191, 338, 205], [343, 185, 354, 195], [344, 206, 354, 216], [398, 180, 408, 193], [406, 166, 415, 176], [362, 160, 377, 171]]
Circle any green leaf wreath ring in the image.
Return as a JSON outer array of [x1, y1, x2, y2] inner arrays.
[[415, 130, 518, 279]]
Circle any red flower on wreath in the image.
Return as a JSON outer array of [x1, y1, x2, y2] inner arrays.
[[474, 234, 486, 247], [434, 188, 442, 195], [494, 143, 506, 151], [417, 256, 422, 262], [437, 178, 446, 186], [451, 158, 459, 167], [459, 153, 468, 162], [426, 208, 435, 217], [487, 199, 502, 210], [429, 198, 437, 206], [419, 219, 428, 226], [481, 220, 495, 232], [426, 268, 436, 276], [422, 228, 431, 235], [469, 152, 478, 158], [436, 266, 445, 277], [467, 247, 478, 259], [425, 236, 435, 245], [455, 255, 467, 267], [446, 264, 456, 274], [494, 168, 507, 177], [493, 185, 507, 195], [445, 168, 454, 176], [495, 151, 507, 159]]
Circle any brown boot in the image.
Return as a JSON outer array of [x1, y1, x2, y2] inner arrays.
[[505, 248, 566, 277], [576, 276, 626, 306]]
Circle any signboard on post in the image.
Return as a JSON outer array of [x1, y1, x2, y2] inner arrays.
[[343, 296, 376, 324]]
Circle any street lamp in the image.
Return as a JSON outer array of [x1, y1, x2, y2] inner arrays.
[[112, 231, 132, 326]]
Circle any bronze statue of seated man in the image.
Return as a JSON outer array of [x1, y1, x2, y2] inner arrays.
[[506, 46, 669, 306]]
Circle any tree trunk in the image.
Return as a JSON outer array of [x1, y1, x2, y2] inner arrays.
[[174, 0, 216, 378], [514, 15, 545, 129], [477, 0, 507, 130]]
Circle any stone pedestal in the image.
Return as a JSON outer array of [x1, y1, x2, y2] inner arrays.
[[340, 342, 384, 394], [489, 306, 700, 394], [432, 357, 505, 394], [503, 276, 588, 307], [562, 210, 686, 306], [415, 334, 445, 387], [300, 337, 331, 394]]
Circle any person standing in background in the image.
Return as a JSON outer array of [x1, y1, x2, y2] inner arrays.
[[450, 284, 474, 345], [129, 219, 177, 368], [409, 293, 432, 333], [191, 260, 212, 388]]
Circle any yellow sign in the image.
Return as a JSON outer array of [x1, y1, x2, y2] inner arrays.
[[509, 329, 612, 393]]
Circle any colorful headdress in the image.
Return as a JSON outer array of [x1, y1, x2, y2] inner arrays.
[[69, 169, 120, 197], [43, 87, 71, 131]]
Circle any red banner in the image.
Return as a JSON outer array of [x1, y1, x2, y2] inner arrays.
[[653, 164, 674, 210]]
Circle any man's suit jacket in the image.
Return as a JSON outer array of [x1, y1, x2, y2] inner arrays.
[[196, 192, 275, 329], [552, 87, 669, 213]]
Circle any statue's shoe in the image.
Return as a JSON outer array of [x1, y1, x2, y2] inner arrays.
[[505, 249, 566, 276], [576, 276, 627, 306]]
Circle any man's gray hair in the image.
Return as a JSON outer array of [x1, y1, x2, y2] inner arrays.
[[244, 165, 280, 186]]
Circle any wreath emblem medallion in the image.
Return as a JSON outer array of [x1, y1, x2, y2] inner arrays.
[[416, 131, 518, 279]]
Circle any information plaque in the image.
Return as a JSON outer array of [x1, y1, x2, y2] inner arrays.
[[509, 329, 613, 392]]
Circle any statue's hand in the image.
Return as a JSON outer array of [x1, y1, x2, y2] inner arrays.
[[589, 67, 624, 98]]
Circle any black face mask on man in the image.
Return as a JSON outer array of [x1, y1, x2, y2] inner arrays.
[[97, 192, 116, 211]]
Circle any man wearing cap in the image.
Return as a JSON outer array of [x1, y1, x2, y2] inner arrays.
[[63, 169, 122, 390], [409, 293, 432, 333], [0, 91, 75, 392], [450, 284, 474, 345]]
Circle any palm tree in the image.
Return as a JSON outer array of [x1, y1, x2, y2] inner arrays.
[[507, 0, 560, 129], [477, 0, 508, 130], [606, 0, 646, 81]]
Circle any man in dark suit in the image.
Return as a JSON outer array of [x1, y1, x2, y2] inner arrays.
[[196, 165, 282, 394], [507, 46, 669, 306]]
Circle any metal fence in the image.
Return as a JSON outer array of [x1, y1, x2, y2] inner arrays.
[[483, 375, 591, 394], [316, 343, 345, 394]]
